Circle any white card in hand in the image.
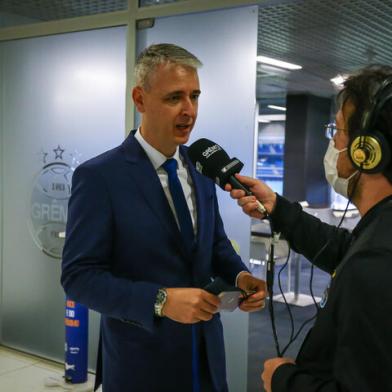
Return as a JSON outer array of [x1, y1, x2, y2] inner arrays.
[[218, 291, 242, 312]]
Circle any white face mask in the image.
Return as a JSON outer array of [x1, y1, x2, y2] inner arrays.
[[323, 139, 358, 198]]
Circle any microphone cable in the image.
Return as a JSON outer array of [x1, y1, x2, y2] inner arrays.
[[267, 204, 348, 357], [266, 229, 282, 357], [308, 170, 362, 312], [278, 171, 363, 355], [268, 243, 315, 357], [277, 248, 295, 355], [264, 171, 362, 357]]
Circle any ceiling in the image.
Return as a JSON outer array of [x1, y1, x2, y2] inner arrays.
[[1, 0, 391, 103], [257, 0, 392, 101], [0, 1, 127, 20]]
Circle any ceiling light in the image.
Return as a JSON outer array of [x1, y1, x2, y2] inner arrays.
[[330, 74, 347, 87], [256, 55, 302, 70], [259, 119, 271, 123], [268, 105, 286, 111], [258, 114, 286, 122]]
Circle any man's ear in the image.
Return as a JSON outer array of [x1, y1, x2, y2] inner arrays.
[[132, 86, 145, 113]]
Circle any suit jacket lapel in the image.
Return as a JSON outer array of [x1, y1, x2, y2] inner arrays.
[[121, 134, 191, 258]]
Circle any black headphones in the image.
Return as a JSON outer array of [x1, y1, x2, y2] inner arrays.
[[348, 77, 392, 173]]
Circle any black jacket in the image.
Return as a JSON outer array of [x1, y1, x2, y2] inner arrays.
[[270, 194, 392, 392]]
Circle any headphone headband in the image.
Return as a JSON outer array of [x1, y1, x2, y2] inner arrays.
[[349, 75, 392, 173], [361, 76, 392, 132]]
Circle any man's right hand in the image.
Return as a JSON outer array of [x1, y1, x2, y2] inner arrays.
[[162, 288, 220, 323], [224, 174, 277, 219]]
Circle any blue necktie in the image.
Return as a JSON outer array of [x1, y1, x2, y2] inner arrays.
[[162, 158, 195, 249], [162, 158, 199, 392]]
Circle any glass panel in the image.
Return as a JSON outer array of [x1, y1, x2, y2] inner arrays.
[[1, 27, 126, 367]]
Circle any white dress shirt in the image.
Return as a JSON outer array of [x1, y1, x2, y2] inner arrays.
[[135, 129, 248, 286], [134, 129, 197, 235]]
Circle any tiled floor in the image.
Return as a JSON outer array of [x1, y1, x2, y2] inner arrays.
[[0, 346, 96, 392]]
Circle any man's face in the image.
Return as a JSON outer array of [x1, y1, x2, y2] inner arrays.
[[133, 62, 201, 157]]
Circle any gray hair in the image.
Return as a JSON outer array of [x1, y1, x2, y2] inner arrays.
[[134, 43, 202, 89]]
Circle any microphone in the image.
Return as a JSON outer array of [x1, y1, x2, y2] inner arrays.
[[188, 138, 267, 215]]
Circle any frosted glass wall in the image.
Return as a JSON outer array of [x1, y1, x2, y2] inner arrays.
[[0, 26, 126, 367], [137, 6, 258, 391]]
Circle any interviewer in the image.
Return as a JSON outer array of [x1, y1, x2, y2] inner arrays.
[[227, 65, 392, 392]]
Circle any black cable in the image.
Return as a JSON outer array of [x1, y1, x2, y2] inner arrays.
[[267, 171, 363, 357], [266, 235, 282, 357], [281, 171, 364, 353], [281, 314, 317, 356], [277, 248, 295, 354], [308, 171, 361, 310], [277, 248, 294, 344], [308, 192, 354, 308], [279, 197, 352, 353], [309, 264, 318, 310]]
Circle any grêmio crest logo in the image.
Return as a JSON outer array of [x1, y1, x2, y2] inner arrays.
[[28, 145, 81, 259]]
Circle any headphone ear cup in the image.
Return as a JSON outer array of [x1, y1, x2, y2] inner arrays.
[[349, 130, 391, 173]]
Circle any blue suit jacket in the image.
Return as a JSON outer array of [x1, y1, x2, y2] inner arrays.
[[61, 132, 248, 391]]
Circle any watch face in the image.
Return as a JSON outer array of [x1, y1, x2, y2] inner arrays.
[[155, 289, 167, 317], [157, 289, 167, 304]]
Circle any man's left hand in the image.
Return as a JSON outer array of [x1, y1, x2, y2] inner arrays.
[[237, 272, 267, 312], [261, 357, 295, 392]]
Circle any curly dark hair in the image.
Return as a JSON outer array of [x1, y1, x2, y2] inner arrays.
[[337, 64, 392, 181]]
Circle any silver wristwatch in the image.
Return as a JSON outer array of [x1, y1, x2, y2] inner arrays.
[[154, 288, 167, 317]]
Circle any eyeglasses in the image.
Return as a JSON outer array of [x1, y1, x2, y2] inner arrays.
[[324, 123, 347, 139]]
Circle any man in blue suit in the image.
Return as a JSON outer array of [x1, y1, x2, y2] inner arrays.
[[61, 43, 266, 392]]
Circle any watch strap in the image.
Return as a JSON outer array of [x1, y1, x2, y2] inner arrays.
[[154, 288, 167, 317]]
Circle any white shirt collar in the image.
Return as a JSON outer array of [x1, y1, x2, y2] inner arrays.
[[134, 128, 180, 169]]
